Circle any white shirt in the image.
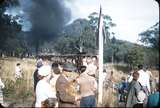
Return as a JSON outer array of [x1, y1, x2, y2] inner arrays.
[[35, 79, 56, 107], [15, 66, 21, 76], [0, 78, 5, 88], [138, 69, 150, 92]]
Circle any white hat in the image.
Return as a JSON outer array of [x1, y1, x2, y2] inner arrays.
[[38, 65, 51, 76]]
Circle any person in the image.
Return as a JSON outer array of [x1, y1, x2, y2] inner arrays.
[[50, 63, 61, 95], [147, 83, 160, 107], [0, 77, 5, 105], [137, 65, 150, 95], [86, 57, 97, 78], [33, 60, 43, 91], [118, 77, 128, 102], [35, 65, 56, 107], [137, 64, 150, 106], [76, 65, 97, 107], [56, 63, 79, 107], [126, 71, 145, 107], [41, 98, 58, 108], [105, 71, 115, 88], [15, 63, 22, 79]]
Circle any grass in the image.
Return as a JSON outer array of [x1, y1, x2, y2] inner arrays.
[[0, 57, 36, 107]]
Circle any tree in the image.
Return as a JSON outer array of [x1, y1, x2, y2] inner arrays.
[[0, 0, 22, 53], [54, 18, 96, 54], [127, 44, 144, 68], [139, 22, 159, 50]]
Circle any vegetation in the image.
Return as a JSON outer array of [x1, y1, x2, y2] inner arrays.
[[0, 0, 159, 68]]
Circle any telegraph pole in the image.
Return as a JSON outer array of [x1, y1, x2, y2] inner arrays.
[[98, 5, 104, 105]]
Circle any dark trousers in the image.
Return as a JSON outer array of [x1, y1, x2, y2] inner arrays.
[[80, 95, 96, 108]]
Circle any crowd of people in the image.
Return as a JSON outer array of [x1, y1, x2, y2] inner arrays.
[[33, 57, 98, 107], [0, 56, 159, 108], [126, 65, 159, 107]]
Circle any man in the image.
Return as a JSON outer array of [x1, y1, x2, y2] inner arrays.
[[56, 63, 79, 107], [137, 64, 150, 106], [33, 60, 43, 91], [35, 65, 56, 107], [76, 65, 97, 107], [137, 65, 150, 95], [126, 71, 145, 107]]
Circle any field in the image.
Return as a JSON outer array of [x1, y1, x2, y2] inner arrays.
[[0, 57, 159, 107]]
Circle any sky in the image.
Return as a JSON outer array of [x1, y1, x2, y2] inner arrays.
[[65, 0, 159, 43], [5, 0, 159, 43]]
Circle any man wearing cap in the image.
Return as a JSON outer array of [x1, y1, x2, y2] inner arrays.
[[35, 65, 56, 107], [56, 63, 79, 107]]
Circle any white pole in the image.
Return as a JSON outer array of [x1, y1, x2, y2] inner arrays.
[[98, 5, 104, 105]]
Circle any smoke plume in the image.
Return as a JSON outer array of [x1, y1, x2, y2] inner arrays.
[[20, 0, 71, 53]]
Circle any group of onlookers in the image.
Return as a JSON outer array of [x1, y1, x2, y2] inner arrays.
[[33, 57, 98, 107], [126, 65, 159, 107]]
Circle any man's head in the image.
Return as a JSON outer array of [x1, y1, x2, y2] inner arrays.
[[138, 64, 143, 70], [37, 61, 43, 68], [79, 65, 87, 74], [51, 63, 60, 75], [133, 71, 139, 80], [16, 63, 21, 66]]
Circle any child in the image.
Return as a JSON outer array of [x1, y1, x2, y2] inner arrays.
[[15, 63, 22, 79], [0, 77, 5, 105]]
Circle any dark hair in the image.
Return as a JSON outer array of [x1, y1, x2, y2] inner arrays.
[[133, 71, 139, 80], [43, 98, 58, 107], [52, 63, 59, 68], [138, 64, 143, 70], [51, 63, 60, 74], [79, 66, 86, 73], [16, 63, 20, 66]]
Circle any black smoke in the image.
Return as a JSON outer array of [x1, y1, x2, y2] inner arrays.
[[20, 0, 71, 54]]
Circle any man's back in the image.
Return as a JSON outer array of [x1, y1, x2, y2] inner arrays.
[[77, 73, 97, 97]]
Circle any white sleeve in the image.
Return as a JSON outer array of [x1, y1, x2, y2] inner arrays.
[[128, 75, 133, 83], [0, 79, 5, 88]]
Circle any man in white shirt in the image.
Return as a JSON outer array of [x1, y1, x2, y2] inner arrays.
[[35, 65, 56, 107], [138, 66, 150, 107], [137, 65, 150, 95]]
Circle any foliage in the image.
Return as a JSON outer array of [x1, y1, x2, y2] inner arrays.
[[126, 44, 144, 68], [54, 18, 96, 54], [0, 0, 22, 52], [139, 22, 159, 49]]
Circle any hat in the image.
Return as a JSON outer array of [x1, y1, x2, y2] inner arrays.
[[63, 63, 77, 72], [37, 61, 43, 68], [38, 65, 51, 76]]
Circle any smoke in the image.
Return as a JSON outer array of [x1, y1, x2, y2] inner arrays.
[[19, 0, 71, 53], [30, 0, 71, 38]]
